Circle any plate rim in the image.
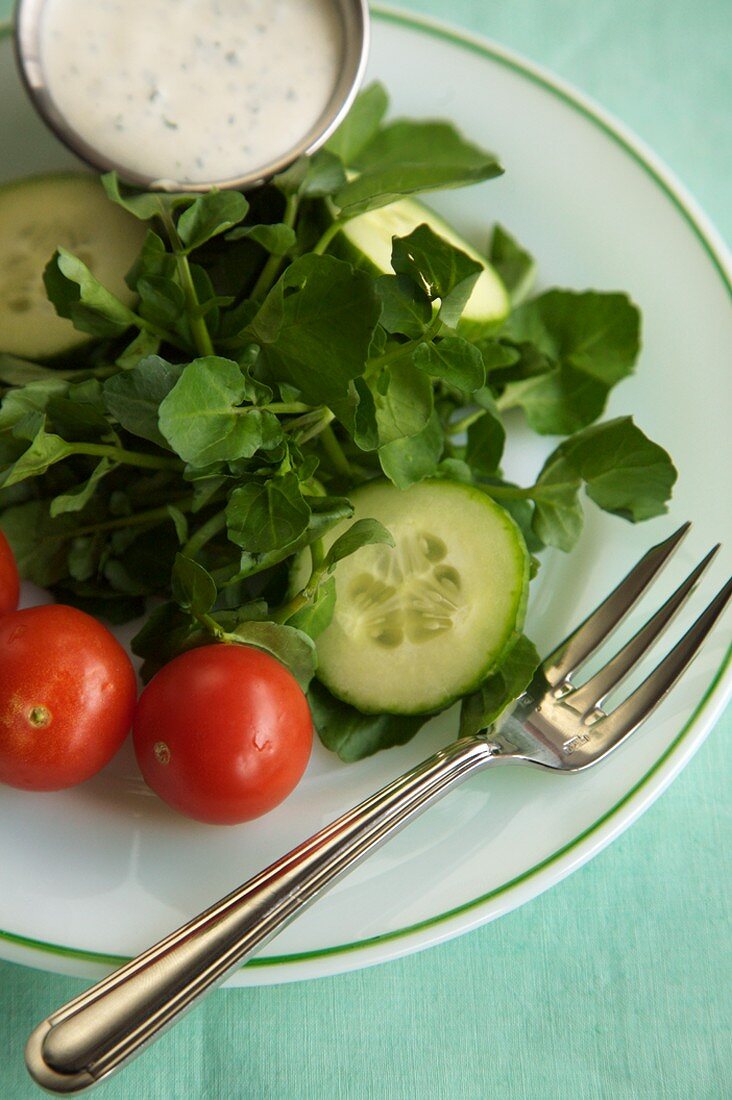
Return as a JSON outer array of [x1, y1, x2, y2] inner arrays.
[[0, 5, 730, 981]]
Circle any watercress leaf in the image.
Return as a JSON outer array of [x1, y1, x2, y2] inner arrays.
[[304, 495, 355, 541], [0, 500, 79, 587], [475, 340, 521, 375], [499, 365, 598, 436], [0, 355, 75, 386], [102, 172, 197, 221], [287, 576, 336, 639], [0, 379, 69, 433], [378, 409, 443, 488], [233, 495, 354, 580], [337, 121, 503, 215], [309, 679, 430, 761], [373, 360, 433, 445], [413, 336, 485, 393], [391, 224, 482, 317], [226, 472, 311, 553], [158, 356, 283, 464], [375, 274, 431, 338], [2, 421, 69, 487], [465, 410, 506, 475], [136, 274, 186, 327], [171, 553, 217, 616], [341, 374, 378, 451], [272, 155, 309, 196], [434, 457, 473, 483], [237, 362, 274, 407], [576, 420, 677, 520], [176, 191, 249, 252], [103, 355, 184, 447], [115, 328, 161, 369], [125, 229, 176, 289], [459, 635, 541, 736], [533, 417, 676, 550], [500, 290, 641, 434], [532, 482, 584, 551], [44, 248, 137, 338], [325, 81, 389, 164], [249, 254, 380, 406], [50, 458, 113, 517], [229, 621, 316, 690], [298, 149, 348, 198], [47, 381, 112, 442], [324, 518, 394, 570], [226, 223, 297, 256], [274, 149, 347, 198], [488, 224, 536, 305]]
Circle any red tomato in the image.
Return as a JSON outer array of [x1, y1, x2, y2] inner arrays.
[[133, 644, 313, 825], [0, 531, 20, 617], [0, 605, 137, 791]]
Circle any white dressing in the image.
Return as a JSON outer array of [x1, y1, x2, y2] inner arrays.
[[39, 0, 344, 183]]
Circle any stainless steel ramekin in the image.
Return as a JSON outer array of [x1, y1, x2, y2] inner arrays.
[[14, 0, 370, 192]]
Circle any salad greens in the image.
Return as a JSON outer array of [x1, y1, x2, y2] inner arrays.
[[0, 83, 676, 759]]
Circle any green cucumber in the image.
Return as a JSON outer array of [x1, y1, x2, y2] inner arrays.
[[294, 479, 529, 715], [0, 173, 146, 359], [336, 197, 510, 336]]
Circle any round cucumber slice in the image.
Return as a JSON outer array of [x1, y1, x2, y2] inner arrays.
[[337, 196, 510, 335], [0, 173, 146, 360], [295, 479, 529, 715]]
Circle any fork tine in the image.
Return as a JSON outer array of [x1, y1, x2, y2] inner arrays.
[[543, 523, 690, 687], [567, 545, 720, 713], [592, 575, 732, 751]]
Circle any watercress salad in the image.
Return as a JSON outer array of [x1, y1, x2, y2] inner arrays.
[[0, 82, 676, 761]]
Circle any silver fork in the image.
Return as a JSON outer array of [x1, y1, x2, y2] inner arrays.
[[26, 524, 731, 1094]]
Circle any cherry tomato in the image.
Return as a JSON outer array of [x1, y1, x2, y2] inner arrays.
[[133, 644, 313, 825], [0, 531, 20, 617], [0, 604, 137, 791]]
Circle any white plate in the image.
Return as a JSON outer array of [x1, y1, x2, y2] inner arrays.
[[0, 7, 730, 986]]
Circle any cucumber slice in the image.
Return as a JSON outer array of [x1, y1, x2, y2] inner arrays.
[[337, 197, 510, 336], [0, 173, 146, 359], [294, 480, 529, 715]]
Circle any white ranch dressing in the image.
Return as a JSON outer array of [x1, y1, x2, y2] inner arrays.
[[39, 0, 344, 183]]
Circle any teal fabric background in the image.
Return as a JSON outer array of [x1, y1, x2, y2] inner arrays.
[[1, 1, 730, 1097]]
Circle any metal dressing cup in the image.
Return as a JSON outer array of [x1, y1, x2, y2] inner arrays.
[[14, 0, 370, 191]]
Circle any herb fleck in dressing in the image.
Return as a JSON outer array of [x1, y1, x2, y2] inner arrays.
[[39, 0, 344, 183]]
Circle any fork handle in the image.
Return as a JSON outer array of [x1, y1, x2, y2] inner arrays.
[[26, 735, 499, 1093]]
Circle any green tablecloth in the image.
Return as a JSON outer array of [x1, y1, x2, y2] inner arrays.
[[1, 2, 730, 1096]]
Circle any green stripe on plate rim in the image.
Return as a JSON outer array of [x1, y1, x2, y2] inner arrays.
[[0, 7, 730, 972]]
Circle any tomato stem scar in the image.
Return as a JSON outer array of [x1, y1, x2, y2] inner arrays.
[[154, 741, 171, 765]]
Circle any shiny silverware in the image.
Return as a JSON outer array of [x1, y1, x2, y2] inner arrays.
[[26, 524, 731, 1093]]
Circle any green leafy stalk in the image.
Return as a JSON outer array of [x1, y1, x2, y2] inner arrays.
[[250, 193, 300, 300], [157, 202, 215, 356]]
